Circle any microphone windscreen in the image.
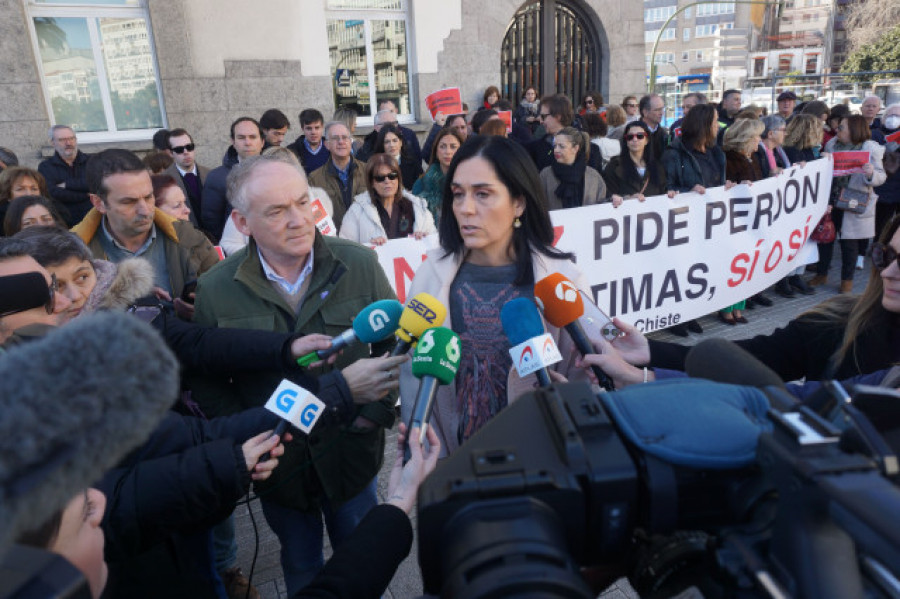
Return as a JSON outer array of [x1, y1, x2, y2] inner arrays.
[[685, 338, 786, 390], [0, 312, 178, 551], [397, 293, 447, 343], [353, 299, 404, 344], [0, 272, 50, 316], [533, 273, 584, 328], [411, 327, 461, 385], [500, 297, 545, 345]]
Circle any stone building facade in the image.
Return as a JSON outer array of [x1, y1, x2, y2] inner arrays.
[[2, 0, 644, 168]]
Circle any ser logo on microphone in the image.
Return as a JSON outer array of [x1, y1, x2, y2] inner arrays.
[[409, 298, 438, 324], [368, 308, 389, 331], [555, 281, 579, 303]]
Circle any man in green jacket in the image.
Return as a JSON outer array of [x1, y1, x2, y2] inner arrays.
[[191, 152, 400, 596]]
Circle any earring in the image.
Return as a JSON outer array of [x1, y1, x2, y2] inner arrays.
[[514, 216, 522, 228]]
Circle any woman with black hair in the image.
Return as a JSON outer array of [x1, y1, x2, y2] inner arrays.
[[4, 194, 66, 236], [662, 103, 729, 194], [603, 121, 671, 206], [398, 135, 591, 456], [539, 126, 607, 210], [374, 124, 423, 191]]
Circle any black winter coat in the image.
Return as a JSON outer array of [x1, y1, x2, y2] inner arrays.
[[662, 138, 727, 192], [648, 307, 900, 381], [38, 151, 92, 226], [100, 408, 279, 598]]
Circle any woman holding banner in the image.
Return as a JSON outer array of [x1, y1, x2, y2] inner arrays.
[[339, 153, 435, 246], [661, 104, 727, 194], [412, 128, 464, 223], [539, 127, 608, 211], [374, 124, 423, 191], [399, 135, 589, 456], [604, 121, 670, 206], [812, 114, 886, 293]]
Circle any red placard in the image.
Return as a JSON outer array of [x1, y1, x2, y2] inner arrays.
[[424, 88, 463, 120], [886, 130, 900, 144], [832, 151, 870, 176], [497, 110, 513, 134]]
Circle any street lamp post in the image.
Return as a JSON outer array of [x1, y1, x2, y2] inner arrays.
[[648, 0, 784, 93]]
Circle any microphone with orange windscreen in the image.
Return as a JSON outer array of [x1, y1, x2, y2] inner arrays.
[[534, 273, 615, 391]]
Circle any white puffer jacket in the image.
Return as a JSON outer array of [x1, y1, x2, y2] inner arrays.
[[338, 189, 436, 245]]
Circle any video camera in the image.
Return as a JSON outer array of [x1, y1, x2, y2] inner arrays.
[[417, 378, 900, 598]]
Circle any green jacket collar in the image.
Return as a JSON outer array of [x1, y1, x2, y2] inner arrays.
[[234, 234, 348, 329]]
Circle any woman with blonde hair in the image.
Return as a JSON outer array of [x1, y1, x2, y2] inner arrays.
[[539, 126, 607, 210], [783, 113, 824, 164]]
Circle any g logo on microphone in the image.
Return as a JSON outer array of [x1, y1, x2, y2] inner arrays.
[[368, 309, 388, 331], [276, 388, 298, 413], [300, 403, 320, 427], [555, 281, 578, 303]]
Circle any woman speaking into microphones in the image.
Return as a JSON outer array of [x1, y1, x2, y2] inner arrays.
[[398, 135, 594, 457]]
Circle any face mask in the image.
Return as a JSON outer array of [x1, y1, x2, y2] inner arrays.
[[885, 115, 900, 130]]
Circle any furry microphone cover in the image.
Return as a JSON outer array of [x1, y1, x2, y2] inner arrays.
[[0, 312, 179, 550]]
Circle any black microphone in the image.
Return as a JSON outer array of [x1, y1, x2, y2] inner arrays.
[[685, 338, 796, 411], [0, 312, 178, 550]]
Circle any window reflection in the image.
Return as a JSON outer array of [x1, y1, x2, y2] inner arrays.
[[98, 18, 163, 130]]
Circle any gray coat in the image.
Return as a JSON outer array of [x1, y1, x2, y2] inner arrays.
[[539, 165, 608, 211], [826, 139, 886, 240]]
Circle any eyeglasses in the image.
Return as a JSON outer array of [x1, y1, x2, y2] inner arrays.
[[170, 143, 195, 154], [0, 273, 56, 318], [329, 135, 351, 142], [381, 121, 398, 127], [625, 133, 647, 141], [584, 99, 594, 105], [871, 242, 900, 270], [539, 113, 552, 120], [625, 103, 638, 108], [373, 172, 399, 182]]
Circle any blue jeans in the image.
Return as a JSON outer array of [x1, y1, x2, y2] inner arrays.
[[260, 479, 377, 596], [212, 514, 237, 572]]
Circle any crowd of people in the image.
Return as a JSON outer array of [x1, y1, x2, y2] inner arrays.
[[1, 83, 899, 598]]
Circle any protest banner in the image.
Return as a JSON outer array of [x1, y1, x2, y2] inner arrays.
[[832, 151, 870, 176], [497, 110, 513, 133], [370, 159, 832, 331], [886, 130, 900, 144], [311, 197, 337, 236], [424, 88, 463, 121]]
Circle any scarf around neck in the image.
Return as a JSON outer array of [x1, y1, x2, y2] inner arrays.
[[551, 157, 587, 209]]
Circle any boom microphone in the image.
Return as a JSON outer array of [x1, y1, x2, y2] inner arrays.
[[534, 273, 614, 391], [501, 297, 561, 388], [0, 312, 178, 550], [405, 327, 462, 460], [391, 292, 447, 356], [296, 299, 404, 367]]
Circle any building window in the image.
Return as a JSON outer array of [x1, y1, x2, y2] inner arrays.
[[682, 51, 690, 62], [27, 0, 165, 140], [684, 7, 692, 18], [805, 54, 818, 74], [696, 2, 735, 16], [326, 0, 412, 123], [645, 5, 677, 22], [683, 28, 691, 41], [695, 24, 719, 37], [753, 57, 766, 76], [646, 28, 676, 43], [778, 55, 793, 74]]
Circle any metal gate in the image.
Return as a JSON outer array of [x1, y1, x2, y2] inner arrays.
[[501, 0, 601, 105]]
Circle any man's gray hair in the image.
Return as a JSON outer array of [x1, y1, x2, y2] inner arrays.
[[760, 114, 786, 138], [226, 152, 307, 214], [323, 120, 349, 140], [373, 110, 394, 126], [684, 92, 708, 104], [48, 124, 74, 141]]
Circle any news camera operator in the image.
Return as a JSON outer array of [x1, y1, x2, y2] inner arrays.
[[584, 214, 900, 384], [1, 309, 441, 599], [399, 135, 593, 457]]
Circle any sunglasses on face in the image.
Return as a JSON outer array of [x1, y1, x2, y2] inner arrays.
[[170, 143, 195, 154], [871, 242, 900, 270], [373, 172, 399, 183], [625, 133, 647, 141], [625, 103, 638, 108], [584, 99, 594, 105]]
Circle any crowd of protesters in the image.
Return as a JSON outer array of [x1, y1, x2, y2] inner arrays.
[[1, 83, 899, 599]]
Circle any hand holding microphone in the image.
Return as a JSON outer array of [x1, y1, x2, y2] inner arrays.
[[405, 327, 462, 461], [260, 379, 328, 461], [391, 293, 447, 356], [295, 299, 404, 367], [501, 297, 563, 388], [534, 273, 615, 391]]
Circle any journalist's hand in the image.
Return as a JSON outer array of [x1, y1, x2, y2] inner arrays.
[[289, 334, 337, 368], [387, 423, 441, 514], [608, 317, 651, 365], [242, 430, 287, 481], [341, 353, 410, 403]]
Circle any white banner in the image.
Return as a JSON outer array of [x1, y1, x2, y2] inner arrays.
[[372, 158, 832, 330]]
